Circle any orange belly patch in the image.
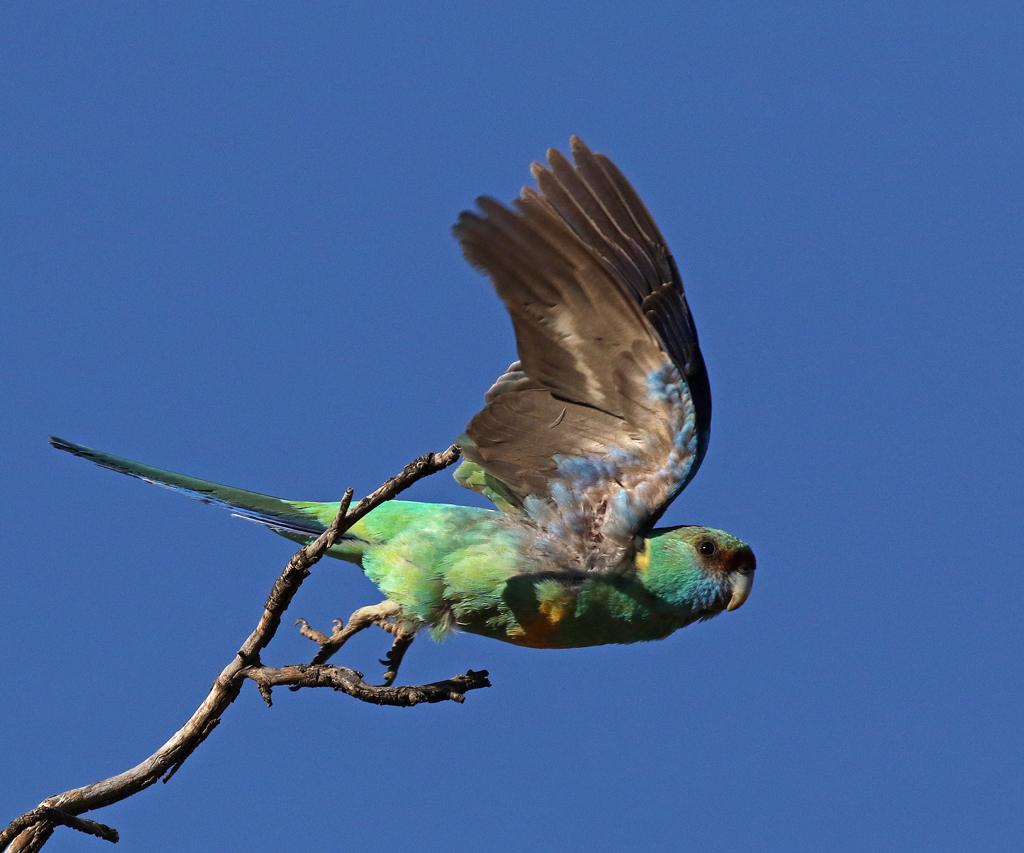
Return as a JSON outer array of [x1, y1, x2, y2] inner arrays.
[[504, 586, 576, 649]]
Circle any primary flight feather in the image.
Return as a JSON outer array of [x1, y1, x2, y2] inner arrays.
[[51, 137, 754, 684]]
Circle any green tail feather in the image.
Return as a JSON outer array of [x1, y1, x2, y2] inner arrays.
[[49, 436, 368, 562]]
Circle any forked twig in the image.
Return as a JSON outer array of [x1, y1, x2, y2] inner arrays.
[[2, 445, 476, 852]]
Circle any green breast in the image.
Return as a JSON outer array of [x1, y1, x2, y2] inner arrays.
[[471, 575, 684, 648], [353, 501, 693, 647]]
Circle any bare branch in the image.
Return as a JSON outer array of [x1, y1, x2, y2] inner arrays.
[[0, 809, 117, 852], [3, 445, 468, 852], [242, 664, 491, 706]]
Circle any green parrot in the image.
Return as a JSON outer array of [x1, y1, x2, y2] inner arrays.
[[51, 137, 755, 684]]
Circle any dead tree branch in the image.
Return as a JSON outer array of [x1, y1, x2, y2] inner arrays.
[[2, 445, 472, 852], [243, 664, 491, 706]]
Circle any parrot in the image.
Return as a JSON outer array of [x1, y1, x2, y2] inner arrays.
[[51, 137, 755, 685]]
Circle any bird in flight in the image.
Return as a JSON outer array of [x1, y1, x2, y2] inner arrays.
[[52, 137, 755, 685]]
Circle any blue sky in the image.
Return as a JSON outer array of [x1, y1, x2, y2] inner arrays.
[[2, 3, 1022, 851]]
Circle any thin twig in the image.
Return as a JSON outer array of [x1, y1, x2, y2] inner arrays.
[[2, 445, 465, 853]]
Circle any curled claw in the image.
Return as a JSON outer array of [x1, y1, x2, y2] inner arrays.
[[295, 618, 330, 645]]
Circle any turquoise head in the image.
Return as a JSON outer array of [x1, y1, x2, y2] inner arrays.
[[639, 526, 756, 619]]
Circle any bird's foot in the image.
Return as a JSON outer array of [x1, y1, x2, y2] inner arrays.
[[295, 600, 412, 684]]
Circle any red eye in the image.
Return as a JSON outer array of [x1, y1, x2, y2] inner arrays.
[[697, 539, 717, 557]]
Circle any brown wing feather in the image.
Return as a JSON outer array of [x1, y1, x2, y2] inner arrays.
[[453, 138, 710, 548]]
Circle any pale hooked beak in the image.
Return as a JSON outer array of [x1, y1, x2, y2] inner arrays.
[[726, 570, 754, 611]]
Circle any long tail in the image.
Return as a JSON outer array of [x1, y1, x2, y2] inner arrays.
[[49, 436, 361, 553]]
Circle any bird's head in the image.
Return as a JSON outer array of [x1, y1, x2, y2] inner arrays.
[[638, 526, 756, 619]]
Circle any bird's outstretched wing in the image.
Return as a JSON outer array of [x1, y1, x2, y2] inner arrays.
[[453, 137, 711, 567]]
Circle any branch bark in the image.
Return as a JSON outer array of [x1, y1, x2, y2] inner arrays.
[[2, 445, 473, 852]]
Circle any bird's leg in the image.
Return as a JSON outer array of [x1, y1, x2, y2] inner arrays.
[[379, 628, 415, 687], [296, 600, 412, 684]]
